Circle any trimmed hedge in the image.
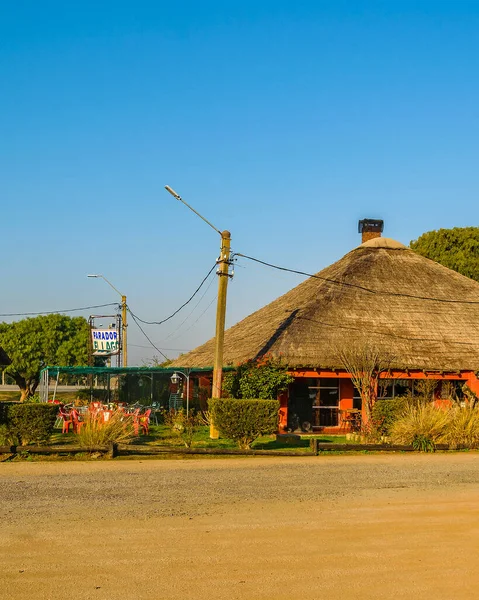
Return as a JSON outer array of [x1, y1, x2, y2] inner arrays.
[[1, 403, 58, 446], [209, 398, 280, 449], [0, 401, 17, 426]]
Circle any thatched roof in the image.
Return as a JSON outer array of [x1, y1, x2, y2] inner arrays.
[[171, 238, 479, 372]]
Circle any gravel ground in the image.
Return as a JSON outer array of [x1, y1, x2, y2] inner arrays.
[[1, 453, 479, 600]]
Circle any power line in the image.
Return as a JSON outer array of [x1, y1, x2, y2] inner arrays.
[[164, 273, 216, 340], [130, 264, 217, 326], [0, 302, 119, 318], [127, 308, 169, 361], [129, 343, 191, 352], [167, 294, 217, 344], [235, 253, 479, 305]]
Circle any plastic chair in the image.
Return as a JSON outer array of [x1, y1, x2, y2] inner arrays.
[[141, 409, 152, 435], [131, 408, 142, 435], [58, 409, 73, 434], [70, 409, 84, 434]]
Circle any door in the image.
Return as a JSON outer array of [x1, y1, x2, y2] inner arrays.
[[314, 379, 340, 427]]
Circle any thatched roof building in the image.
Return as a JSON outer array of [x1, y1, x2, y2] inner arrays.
[[172, 237, 479, 372]]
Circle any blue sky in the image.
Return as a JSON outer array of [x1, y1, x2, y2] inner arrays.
[[1, 1, 478, 364]]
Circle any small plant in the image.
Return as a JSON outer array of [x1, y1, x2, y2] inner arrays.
[[76, 410, 134, 449], [209, 398, 280, 449], [412, 434, 436, 452], [163, 409, 202, 448]]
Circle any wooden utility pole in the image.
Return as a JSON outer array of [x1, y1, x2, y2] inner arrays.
[[164, 186, 233, 439], [121, 295, 128, 367], [210, 230, 231, 438]]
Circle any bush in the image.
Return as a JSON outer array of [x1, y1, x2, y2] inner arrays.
[[389, 404, 450, 450], [443, 406, 479, 449], [372, 398, 407, 436], [222, 356, 294, 399], [209, 398, 280, 449], [76, 410, 135, 449], [163, 409, 203, 448], [0, 402, 17, 426], [7, 403, 58, 446]]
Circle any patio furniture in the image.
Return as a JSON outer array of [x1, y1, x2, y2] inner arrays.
[[139, 409, 152, 435], [339, 408, 362, 433], [70, 409, 84, 434], [58, 409, 73, 434]]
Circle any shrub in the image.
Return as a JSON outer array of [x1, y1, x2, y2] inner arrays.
[[0, 402, 17, 426], [7, 403, 58, 446], [76, 410, 135, 449], [209, 398, 280, 449], [222, 356, 294, 400], [372, 398, 407, 436], [389, 404, 450, 450], [163, 409, 202, 448], [442, 406, 479, 449]]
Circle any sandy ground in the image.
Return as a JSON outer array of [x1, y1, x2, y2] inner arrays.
[[1, 453, 479, 600]]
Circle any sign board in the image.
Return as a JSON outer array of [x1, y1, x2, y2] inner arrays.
[[91, 329, 120, 355]]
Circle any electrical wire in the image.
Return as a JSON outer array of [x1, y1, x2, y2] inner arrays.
[[127, 308, 169, 361], [0, 303, 119, 317], [166, 294, 217, 343], [129, 343, 191, 352], [164, 274, 216, 340], [130, 264, 217, 325], [235, 253, 479, 305]]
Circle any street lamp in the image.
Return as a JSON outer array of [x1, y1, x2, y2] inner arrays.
[[165, 185, 232, 438], [88, 274, 128, 367], [170, 370, 191, 414]]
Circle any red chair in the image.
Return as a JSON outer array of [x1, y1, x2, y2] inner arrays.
[[58, 409, 73, 434], [131, 408, 142, 435], [70, 409, 84, 434], [139, 409, 152, 436]]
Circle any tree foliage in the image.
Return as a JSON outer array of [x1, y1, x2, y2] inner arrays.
[[222, 356, 294, 400], [0, 314, 90, 400], [410, 227, 479, 282]]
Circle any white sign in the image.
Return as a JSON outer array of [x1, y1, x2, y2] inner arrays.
[[91, 329, 120, 355]]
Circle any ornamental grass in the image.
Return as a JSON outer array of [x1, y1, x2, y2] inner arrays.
[[389, 404, 450, 448], [76, 410, 135, 449], [442, 406, 479, 449]]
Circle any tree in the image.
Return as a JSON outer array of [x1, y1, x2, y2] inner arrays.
[[410, 227, 479, 282], [337, 339, 395, 421], [0, 314, 90, 401]]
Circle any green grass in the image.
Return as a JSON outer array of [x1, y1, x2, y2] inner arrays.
[[0, 390, 83, 403], [49, 425, 349, 452]]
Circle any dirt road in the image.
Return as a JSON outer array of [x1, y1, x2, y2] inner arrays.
[[1, 453, 479, 600]]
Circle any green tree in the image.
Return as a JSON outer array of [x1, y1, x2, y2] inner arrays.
[[410, 227, 479, 282], [222, 356, 294, 400], [0, 314, 90, 401]]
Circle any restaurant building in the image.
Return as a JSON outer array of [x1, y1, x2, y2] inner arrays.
[[170, 221, 479, 433]]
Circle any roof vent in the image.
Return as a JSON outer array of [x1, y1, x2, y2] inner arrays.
[[358, 219, 384, 244]]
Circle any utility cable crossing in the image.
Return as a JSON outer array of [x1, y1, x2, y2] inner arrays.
[[234, 252, 479, 305]]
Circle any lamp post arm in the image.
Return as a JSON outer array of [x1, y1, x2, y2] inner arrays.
[[100, 276, 124, 298], [164, 186, 222, 236]]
